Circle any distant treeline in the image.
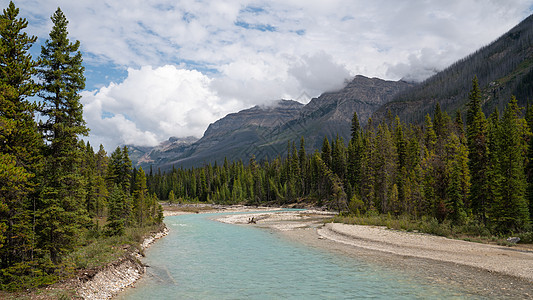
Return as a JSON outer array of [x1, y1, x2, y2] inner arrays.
[[0, 2, 162, 291], [149, 77, 531, 235]]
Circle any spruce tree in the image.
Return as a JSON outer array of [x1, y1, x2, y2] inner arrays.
[[0, 1, 42, 270], [133, 167, 148, 227], [321, 136, 332, 168], [445, 133, 469, 224], [490, 97, 530, 232], [466, 77, 490, 223], [526, 104, 533, 224], [351, 111, 360, 142], [104, 185, 125, 236], [36, 7, 90, 263]]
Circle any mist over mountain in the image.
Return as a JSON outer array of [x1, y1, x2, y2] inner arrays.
[[129, 14, 533, 171], [374, 14, 533, 124], [131, 76, 411, 170]]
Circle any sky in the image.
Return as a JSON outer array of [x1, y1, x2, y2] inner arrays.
[[13, 0, 533, 151]]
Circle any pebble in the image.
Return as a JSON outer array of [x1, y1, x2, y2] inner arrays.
[[77, 226, 169, 299]]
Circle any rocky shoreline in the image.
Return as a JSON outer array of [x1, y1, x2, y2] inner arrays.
[[318, 222, 533, 282], [216, 210, 533, 298], [76, 226, 169, 299]]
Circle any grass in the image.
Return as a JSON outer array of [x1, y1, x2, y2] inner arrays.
[[65, 225, 162, 270], [329, 213, 530, 246], [0, 224, 164, 298]]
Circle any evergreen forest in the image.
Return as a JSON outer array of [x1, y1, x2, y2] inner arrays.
[[150, 77, 532, 237], [1, 1, 532, 293], [0, 3, 162, 291]]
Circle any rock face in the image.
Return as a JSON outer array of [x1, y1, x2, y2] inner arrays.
[[127, 136, 198, 170], [132, 76, 411, 170], [275, 75, 413, 149], [137, 100, 304, 170]]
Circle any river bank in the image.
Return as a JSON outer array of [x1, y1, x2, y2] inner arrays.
[[75, 226, 169, 299], [216, 210, 533, 298]]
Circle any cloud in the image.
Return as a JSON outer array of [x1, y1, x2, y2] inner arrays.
[[289, 52, 351, 94], [81, 66, 241, 150], [18, 0, 533, 149]]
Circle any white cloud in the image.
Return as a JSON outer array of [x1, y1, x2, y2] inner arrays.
[[289, 52, 351, 94], [81, 66, 242, 150], [18, 0, 533, 149]]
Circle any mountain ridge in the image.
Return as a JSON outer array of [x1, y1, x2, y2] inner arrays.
[[130, 14, 533, 171], [374, 14, 533, 124], [131, 75, 411, 170]]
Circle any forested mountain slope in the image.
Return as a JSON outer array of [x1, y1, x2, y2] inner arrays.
[[133, 76, 410, 170], [271, 76, 412, 150], [375, 14, 533, 124]]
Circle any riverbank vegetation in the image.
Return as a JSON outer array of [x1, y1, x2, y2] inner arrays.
[[2, 0, 532, 294], [0, 2, 162, 291], [149, 78, 532, 239]]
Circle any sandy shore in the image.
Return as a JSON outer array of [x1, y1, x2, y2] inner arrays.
[[216, 210, 533, 298], [319, 223, 533, 281]]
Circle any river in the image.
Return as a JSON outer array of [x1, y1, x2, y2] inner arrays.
[[120, 212, 481, 299]]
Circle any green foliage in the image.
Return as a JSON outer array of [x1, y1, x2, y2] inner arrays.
[[488, 96, 530, 232], [0, 3, 166, 292], [0, 1, 43, 272], [466, 77, 490, 223], [0, 260, 58, 292]]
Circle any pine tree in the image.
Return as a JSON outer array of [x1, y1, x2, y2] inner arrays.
[[0, 1, 42, 271], [445, 133, 469, 224], [104, 185, 125, 236], [424, 114, 437, 150], [433, 102, 445, 139], [490, 97, 530, 232], [526, 104, 533, 224], [351, 111, 360, 142], [466, 77, 490, 223], [321, 136, 332, 168], [133, 167, 148, 227], [168, 190, 176, 203], [36, 7, 90, 264]]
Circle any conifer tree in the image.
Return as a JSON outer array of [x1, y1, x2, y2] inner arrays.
[[424, 114, 437, 150], [321, 136, 332, 168], [490, 97, 530, 232], [0, 1, 42, 271], [36, 7, 90, 263], [445, 133, 469, 224], [526, 104, 533, 224], [466, 76, 490, 223], [433, 102, 445, 139], [351, 111, 360, 142], [133, 167, 148, 226], [104, 185, 125, 236]]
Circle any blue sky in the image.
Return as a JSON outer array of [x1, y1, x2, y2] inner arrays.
[[13, 0, 533, 150]]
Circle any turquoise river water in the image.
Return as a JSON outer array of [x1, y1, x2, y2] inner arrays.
[[120, 212, 483, 299]]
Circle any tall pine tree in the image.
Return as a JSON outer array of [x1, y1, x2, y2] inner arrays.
[[0, 1, 42, 273], [466, 77, 490, 223], [490, 97, 530, 232], [36, 7, 90, 263]]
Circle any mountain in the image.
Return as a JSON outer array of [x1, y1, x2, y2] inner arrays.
[[127, 136, 198, 169], [129, 14, 533, 170], [375, 14, 533, 124], [161, 100, 305, 168], [270, 76, 413, 150], [132, 76, 411, 170]]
